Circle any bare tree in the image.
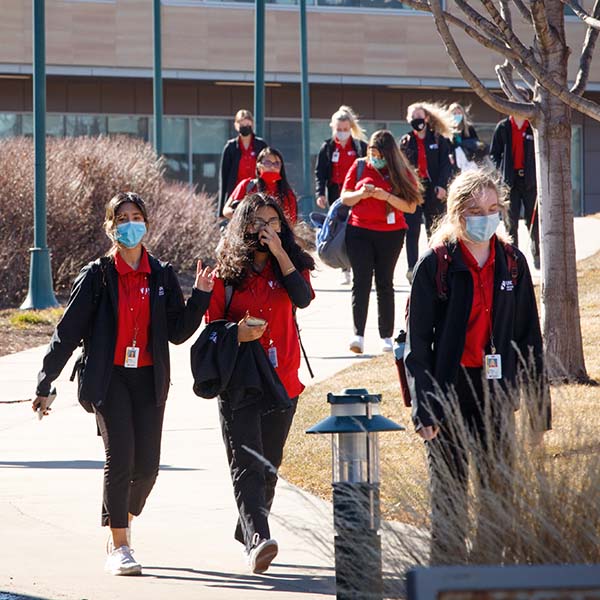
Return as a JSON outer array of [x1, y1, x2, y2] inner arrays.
[[401, 0, 600, 381]]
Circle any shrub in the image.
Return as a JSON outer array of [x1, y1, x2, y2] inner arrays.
[[0, 136, 219, 307]]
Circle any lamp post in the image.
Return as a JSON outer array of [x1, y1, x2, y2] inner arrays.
[[307, 388, 404, 600], [298, 0, 312, 218], [21, 0, 58, 310], [254, 0, 265, 138], [153, 0, 163, 156]]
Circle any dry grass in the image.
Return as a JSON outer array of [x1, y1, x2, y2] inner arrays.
[[281, 250, 600, 528]]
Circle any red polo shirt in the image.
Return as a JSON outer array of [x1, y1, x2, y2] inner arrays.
[[510, 117, 529, 170], [415, 134, 429, 179], [236, 136, 258, 185], [113, 247, 153, 367], [206, 261, 314, 399], [459, 238, 496, 368], [331, 138, 358, 185], [342, 160, 407, 232], [230, 176, 298, 224]]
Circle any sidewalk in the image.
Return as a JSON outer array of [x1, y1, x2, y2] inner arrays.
[[1, 216, 598, 600]]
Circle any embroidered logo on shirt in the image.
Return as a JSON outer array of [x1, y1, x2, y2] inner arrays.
[[209, 331, 218, 344], [140, 286, 150, 296], [158, 286, 165, 296], [500, 280, 514, 292]]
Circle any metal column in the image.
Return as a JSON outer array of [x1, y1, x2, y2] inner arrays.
[[254, 0, 265, 137], [153, 0, 163, 156]]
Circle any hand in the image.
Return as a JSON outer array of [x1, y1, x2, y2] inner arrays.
[[258, 225, 284, 256], [237, 311, 268, 343], [373, 187, 390, 201], [316, 195, 327, 209], [32, 396, 51, 417], [359, 183, 375, 197], [194, 259, 215, 293], [417, 425, 440, 441], [435, 186, 447, 201]]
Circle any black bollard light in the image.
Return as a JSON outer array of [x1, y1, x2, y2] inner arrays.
[[306, 388, 404, 600]]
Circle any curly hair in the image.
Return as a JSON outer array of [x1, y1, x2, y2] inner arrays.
[[407, 101, 454, 139], [217, 193, 315, 289]]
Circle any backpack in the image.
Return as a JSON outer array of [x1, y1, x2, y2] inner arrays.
[[311, 158, 366, 270], [395, 242, 519, 407]]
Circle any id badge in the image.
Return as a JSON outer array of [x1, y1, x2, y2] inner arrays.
[[124, 346, 140, 369], [485, 354, 502, 379], [387, 211, 396, 225], [268, 346, 278, 368], [331, 150, 340, 163]]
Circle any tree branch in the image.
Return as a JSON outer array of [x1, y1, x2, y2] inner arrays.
[[428, 0, 537, 119], [571, 0, 600, 95], [496, 63, 530, 101], [453, 0, 509, 45], [512, 0, 533, 24], [560, 0, 600, 28], [530, 0, 557, 51]]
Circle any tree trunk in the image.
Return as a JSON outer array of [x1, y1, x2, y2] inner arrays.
[[533, 90, 588, 381]]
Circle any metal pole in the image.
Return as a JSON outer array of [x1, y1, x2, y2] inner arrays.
[[153, 0, 163, 156], [254, 0, 265, 138], [299, 0, 312, 217], [21, 0, 58, 310]]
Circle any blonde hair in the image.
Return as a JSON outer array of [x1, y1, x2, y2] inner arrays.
[[406, 101, 454, 139], [449, 102, 475, 137], [429, 168, 511, 247], [234, 109, 254, 123], [330, 105, 367, 142]]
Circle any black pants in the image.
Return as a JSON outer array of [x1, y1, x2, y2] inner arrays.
[[506, 175, 539, 261], [345, 224, 405, 338], [405, 183, 446, 270], [327, 183, 342, 206], [218, 395, 298, 551], [95, 366, 165, 529], [426, 367, 514, 565]]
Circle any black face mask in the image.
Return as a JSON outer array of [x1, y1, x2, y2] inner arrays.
[[239, 125, 253, 137], [244, 231, 271, 253], [410, 118, 426, 132]]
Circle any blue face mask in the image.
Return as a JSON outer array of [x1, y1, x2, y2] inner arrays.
[[115, 221, 147, 248], [453, 113, 464, 125], [465, 213, 500, 243], [370, 156, 387, 170]]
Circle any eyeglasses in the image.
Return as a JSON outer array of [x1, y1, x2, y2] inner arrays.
[[252, 217, 281, 229], [260, 159, 282, 168]]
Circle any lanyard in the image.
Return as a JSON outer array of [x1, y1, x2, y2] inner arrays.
[[476, 265, 496, 354], [247, 269, 275, 348], [121, 272, 148, 347]]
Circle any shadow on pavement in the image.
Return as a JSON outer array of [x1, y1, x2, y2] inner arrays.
[[0, 460, 201, 471], [143, 565, 336, 595], [0, 593, 57, 600]]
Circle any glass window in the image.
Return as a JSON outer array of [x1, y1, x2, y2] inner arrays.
[[163, 117, 190, 183], [191, 118, 230, 193], [21, 114, 65, 137], [385, 121, 411, 140], [65, 115, 107, 137], [107, 116, 149, 140], [317, 0, 412, 7], [264, 119, 303, 193], [0, 113, 20, 138]]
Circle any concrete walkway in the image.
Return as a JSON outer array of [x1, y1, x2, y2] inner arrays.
[[0, 216, 598, 600]]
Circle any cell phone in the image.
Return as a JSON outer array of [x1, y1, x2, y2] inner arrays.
[[37, 387, 57, 421], [245, 316, 267, 327]]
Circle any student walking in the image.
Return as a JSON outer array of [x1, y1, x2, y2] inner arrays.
[[32, 192, 213, 576], [341, 130, 422, 354], [315, 105, 368, 284], [205, 193, 314, 574], [490, 111, 540, 269], [223, 147, 297, 224], [449, 102, 484, 172], [400, 102, 454, 282], [218, 109, 268, 217], [404, 168, 551, 565]]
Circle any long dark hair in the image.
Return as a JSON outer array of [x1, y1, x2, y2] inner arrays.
[[254, 147, 294, 199], [217, 193, 315, 289], [369, 130, 423, 206]]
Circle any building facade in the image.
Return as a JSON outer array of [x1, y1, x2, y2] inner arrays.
[[1, 0, 598, 214]]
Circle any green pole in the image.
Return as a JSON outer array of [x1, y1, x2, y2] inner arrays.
[[299, 0, 312, 218], [21, 0, 58, 310], [254, 0, 265, 137], [153, 0, 163, 156]]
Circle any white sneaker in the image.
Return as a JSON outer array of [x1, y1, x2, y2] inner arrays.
[[104, 545, 142, 576], [349, 335, 364, 354], [381, 337, 393, 353], [340, 269, 351, 285], [248, 536, 278, 574]]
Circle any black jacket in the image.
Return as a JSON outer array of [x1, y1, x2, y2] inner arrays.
[[490, 117, 536, 188], [404, 237, 550, 431], [36, 252, 211, 409], [190, 320, 291, 413], [400, 129, 453, 192], [314, 137, 368, 198], [218, 135, 268, 216]]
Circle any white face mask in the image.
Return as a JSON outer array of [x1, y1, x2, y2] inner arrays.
[[335, 131, 351, 142], [465, 213, 501, 243]]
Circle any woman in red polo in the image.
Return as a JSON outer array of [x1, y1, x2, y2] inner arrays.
[[223, 147, 297, 224], [33, 192, 213, 576], [341, 129, 422, 354], [207, 193, 314, 574]]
